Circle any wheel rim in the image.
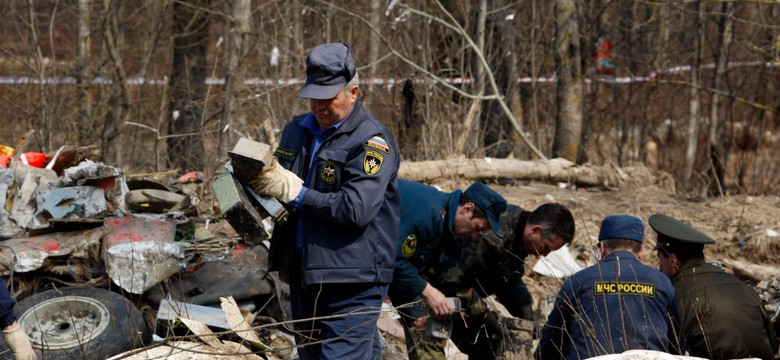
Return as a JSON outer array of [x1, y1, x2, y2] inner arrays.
[[18, 295, 111, 350]]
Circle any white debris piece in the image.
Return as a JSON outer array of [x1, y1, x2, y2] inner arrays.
[[533, 244, 583, 278]]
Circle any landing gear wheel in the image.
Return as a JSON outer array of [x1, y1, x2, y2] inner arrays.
[[1, 287, 145, 360]]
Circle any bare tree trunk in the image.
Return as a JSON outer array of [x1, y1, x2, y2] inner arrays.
[[616, 1, 637, 167], [288, 1, 304, 80], [480, 1, 519, 158], [100, 0, 130, 166], [168, 0, 209, 172], [368, 0, 381, 75], [76, 0, 93, 146], [219, 0, 251, 163], [708, 1, 735, 196], [552, 0, 583, 162], [27, 0, 51, 151], [364, 0, 382, 109], [454, 0, 486, 155], [649, 1, 672, 171], [683, 1, 703, 189]]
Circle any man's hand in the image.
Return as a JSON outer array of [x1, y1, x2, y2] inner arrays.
[[421, 283, 452, 319], [249, 158, 303, 203], [2, 323, 36, 360], [413, 316, 428, 330]]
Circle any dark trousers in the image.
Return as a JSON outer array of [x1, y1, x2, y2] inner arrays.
[[290, 273, 387, 360]]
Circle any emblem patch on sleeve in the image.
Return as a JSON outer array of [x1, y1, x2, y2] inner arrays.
[[321, 160, 337, 183], [364, 149, 384, 175], [401, 234, 418, 258], [365, 136, 390, 153]]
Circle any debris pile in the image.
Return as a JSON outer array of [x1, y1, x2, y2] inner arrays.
[[0, 141, 294, 359]]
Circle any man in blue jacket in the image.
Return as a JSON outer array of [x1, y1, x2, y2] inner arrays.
[[251, 43, 400, 359], [536, 215, 683, 359], [388, 180, 506, 359], [0, 279, 35, 359]]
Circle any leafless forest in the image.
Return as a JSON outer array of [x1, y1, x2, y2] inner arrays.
[[0, 0, 778, 196]]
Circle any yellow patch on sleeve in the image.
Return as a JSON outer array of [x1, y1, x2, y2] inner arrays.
[[401, 234, 418, 258], [363, 149, 384, 175]]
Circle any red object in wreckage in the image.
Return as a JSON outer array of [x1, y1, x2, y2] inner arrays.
[[0, 152, 46, 168], [594, 36, 616, 75]]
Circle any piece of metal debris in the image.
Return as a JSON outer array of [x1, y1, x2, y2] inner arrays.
[[103, 216, 184, 294]]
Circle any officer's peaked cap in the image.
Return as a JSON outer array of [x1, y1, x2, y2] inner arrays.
[[649, 214, 715, 252]]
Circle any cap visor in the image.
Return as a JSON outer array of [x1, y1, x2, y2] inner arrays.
[[300, 83, 344, 99]]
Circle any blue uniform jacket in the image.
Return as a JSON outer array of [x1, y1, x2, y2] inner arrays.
[[389, 180, 461, 317], [268, 100, 400, 286], [536, 250, 682, 360], [0, 279, 16, 329]]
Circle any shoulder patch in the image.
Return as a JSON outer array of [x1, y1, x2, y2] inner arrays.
[[274, 147, 295, 159], [365, 136, 390, 153], [594, 282, 656, 297], [364, 149, 384, 175], [401, 234, 418, 258]]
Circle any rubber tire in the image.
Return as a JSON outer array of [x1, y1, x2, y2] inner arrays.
[[0, 287, 145, 360]]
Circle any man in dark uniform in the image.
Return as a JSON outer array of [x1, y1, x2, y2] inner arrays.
[[650, 213, 777, 360], [437, 203, 575, 359], [389, 179, 506, 360], [251, 43, 400, 359], [536, 215, 682, 360]]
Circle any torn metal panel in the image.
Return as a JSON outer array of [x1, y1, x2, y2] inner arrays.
[[9, 166, 57, 230], [103, 216, 184, 294], [0, 167, 22, 238], [153, 298, 268, 351], [55, 160, 129, 211], [35, 186, 108, 219], [156, 299, 233, 333], [0, 227, 103, 274], [143, 245, 273, 306], [125, 189, 188, 213], [0, 167, 12, 209]]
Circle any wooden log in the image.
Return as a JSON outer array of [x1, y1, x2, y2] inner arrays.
[[398, 158, 675, 191]]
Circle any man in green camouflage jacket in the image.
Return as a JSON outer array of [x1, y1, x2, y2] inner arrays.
[[425, 203, 575, 359]]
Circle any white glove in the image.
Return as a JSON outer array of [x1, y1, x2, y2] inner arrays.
[[249, 158, 303, 203], [2, 323, 36, 360]]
